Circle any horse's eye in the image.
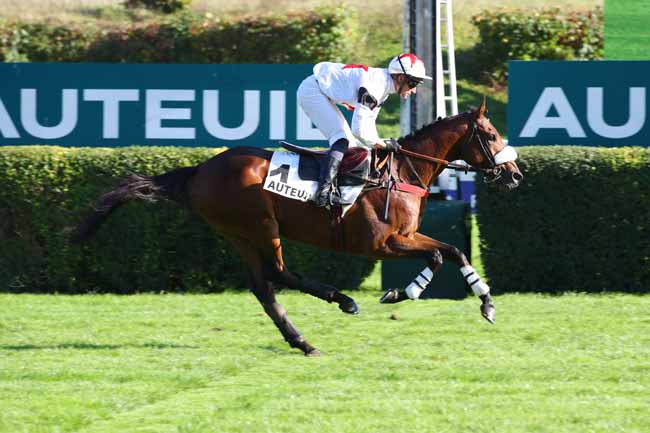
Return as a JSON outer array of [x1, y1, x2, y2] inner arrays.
[[489, 134, 496, 141]]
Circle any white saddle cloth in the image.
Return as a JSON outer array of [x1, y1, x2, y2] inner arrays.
[[263, 151, 365, 217]]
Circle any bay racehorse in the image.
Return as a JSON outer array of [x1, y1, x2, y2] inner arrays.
[[71, 99, 522, 356]]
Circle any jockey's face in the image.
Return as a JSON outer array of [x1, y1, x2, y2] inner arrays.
[[393, 74, 418, 99]]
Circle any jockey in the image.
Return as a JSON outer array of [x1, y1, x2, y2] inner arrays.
[[297, 53, 432, 207]]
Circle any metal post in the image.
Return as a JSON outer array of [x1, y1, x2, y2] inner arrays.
[[409, 0, 418, 131], [430, 0, 438, 120], [400, 0, 412, 136], [445, 0, 459, 115], [435, 0, 445, 118]]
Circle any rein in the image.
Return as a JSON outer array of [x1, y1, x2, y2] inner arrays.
[[398, 147, 479, 173], [395, 118, 508, 174]]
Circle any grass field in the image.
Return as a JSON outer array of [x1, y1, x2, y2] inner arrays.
[[605, 0, 650, 59], [1, 292, 649, 433]]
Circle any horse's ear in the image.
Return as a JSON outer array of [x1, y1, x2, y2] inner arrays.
[[475, 96, 487, 119]]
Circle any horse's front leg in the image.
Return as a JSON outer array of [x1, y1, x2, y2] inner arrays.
[[379, 232, 495, 324]]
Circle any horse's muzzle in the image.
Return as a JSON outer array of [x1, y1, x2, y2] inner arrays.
[[500, 169, 523, 191], [485, 168, 523, 191]]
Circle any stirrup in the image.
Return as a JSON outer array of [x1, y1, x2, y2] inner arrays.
[[312, 184, 331, 207], [313, 185, 351, 208]]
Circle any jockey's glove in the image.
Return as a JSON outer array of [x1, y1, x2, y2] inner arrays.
[[383, 138, 401, 152]]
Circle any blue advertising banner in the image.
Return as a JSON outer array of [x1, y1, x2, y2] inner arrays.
[[508, 61, 649, 146], [0, 63, 338, 147]]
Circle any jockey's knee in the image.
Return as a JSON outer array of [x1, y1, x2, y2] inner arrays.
[[331, 138, 349, 154]]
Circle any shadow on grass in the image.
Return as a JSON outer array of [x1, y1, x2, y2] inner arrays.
[[0, 342, 198, 351], [258, 345, 297, 356]]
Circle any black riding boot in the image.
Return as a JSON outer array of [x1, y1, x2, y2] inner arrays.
[[313, 150, 344, 207]]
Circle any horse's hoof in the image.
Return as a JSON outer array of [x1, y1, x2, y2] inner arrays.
[[339, 299, 359, 315], [481, 303, 496, 324], [305, 348, 322, 357], [379, 288, 398, 303], [379, 288, 408, 304]]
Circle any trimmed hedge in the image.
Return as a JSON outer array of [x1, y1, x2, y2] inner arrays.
[[0, 146, 375, 293], [470, 7, 604, 84], [476, 146, 650, 293], [0, 6, 356, 63], [0, 21, 92, 62]]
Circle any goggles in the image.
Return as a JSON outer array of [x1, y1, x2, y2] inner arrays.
[[397, 55, 424, 89], [406, 76, 424, 89]]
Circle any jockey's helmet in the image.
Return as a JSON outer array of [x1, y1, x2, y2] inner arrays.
[[388, 53, 432, 87]]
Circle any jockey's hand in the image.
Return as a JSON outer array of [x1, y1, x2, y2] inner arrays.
[[382, 138, 401, 152]]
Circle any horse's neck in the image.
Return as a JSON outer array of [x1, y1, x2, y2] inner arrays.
[[399, 129, 462, 187]]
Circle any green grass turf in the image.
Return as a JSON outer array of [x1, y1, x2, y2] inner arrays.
[[605, 0, 650, 59], [1, 292, 649, 433]]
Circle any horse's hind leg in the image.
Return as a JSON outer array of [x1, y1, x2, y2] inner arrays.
[[255, 221, 359, 315], [230, 237, 320, 356], [273, 269, 359, 315]]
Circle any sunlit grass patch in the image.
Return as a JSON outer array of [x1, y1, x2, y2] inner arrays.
[[605, 0, 650, 59]]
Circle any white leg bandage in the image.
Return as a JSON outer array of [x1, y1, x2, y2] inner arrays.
[[405, 267, 434, 300], [460, 265, 490, 296]]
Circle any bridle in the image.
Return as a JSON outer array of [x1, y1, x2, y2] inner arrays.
[[466, 120, 497, 168], [397, 118, 517, 184], [459, 119, 504, 184], [371, 116, 518, 221]]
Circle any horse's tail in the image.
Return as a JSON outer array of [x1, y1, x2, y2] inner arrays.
[[70, 166, 198, 244]]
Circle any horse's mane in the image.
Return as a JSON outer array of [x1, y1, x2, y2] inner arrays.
[[397, 110, 472, 147]]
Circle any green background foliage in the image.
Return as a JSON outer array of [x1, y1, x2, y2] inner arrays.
[[0, 147, 375, 293], [0, 7, 356, 64], [469, 7, 604, 84], [476, 146, 650, 293]]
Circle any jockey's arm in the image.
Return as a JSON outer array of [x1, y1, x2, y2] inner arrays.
[[351, 104, 382, 148]]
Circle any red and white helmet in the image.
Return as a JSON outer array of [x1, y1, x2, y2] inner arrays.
[[387, 53, 432, 81]]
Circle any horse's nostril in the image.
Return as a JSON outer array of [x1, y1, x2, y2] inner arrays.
[[512, 172, 524, 182]]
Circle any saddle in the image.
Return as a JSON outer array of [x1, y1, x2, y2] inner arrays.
[[280, 141, 369, 186]]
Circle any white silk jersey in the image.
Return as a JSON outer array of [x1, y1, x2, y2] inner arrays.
[[312, 62, 396, 146]]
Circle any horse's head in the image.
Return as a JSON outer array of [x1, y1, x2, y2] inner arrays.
[[459, 98, 523, 191]]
